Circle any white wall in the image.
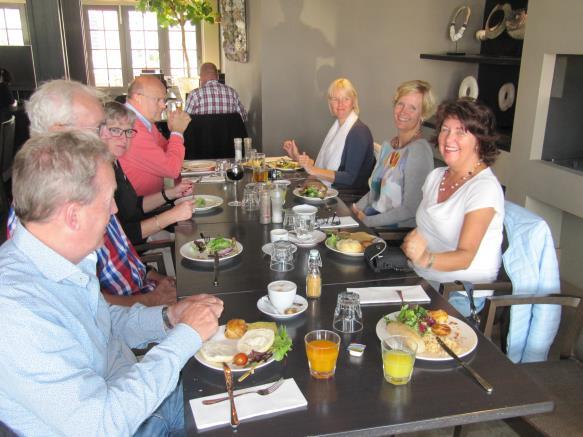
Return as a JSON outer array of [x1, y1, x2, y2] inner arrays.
[[225, 0, 483, 156]]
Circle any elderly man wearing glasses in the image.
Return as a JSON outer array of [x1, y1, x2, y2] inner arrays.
[[102, 101, 193, 246], [119, 75, 191, 196]]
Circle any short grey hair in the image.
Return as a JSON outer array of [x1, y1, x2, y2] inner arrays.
[[12, 131, 113, 223], [104, 101, 136, 125], [26, 80, 104, 136]]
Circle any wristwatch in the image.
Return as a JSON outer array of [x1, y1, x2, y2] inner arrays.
[[161, 306, 174, 331]]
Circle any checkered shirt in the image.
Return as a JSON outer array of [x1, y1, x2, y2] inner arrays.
[[184, 79, 247, 121]]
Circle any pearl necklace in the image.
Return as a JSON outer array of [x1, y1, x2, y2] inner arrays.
[[439, 161, 483, 192]]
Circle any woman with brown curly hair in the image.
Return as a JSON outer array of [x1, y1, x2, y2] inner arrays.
[[401, 98, 504, 316]]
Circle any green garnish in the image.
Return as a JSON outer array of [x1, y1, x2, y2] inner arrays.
[[326, 233, 339, 248], [302, 187, 321, 198], [207, 236, 233, 253], [272, 326, 292, 361], [385, 304, 430, 335], [195, 197, 206, 207]]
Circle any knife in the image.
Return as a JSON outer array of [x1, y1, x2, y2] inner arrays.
[[222, 362, 239, 428], [436, 337, 493, 394], [213, 251, 219, 287]]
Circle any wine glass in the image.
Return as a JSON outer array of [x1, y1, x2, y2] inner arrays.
[[226, 161, 245, 207]]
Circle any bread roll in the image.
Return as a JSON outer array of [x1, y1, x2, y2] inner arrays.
[[200, 341, 238, 363], [237, 328, 275, 354], [225, 319, 247, 339], [385, 321, 426, 353], [349, 232, 376, 242], [336, 239, 364, 253], [427, 309, 448, 324]]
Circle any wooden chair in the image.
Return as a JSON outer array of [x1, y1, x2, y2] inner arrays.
[[134, 239, 175, 277], [480, 293, 583, 437]]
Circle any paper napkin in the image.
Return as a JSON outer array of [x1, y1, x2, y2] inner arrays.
[[190, 378, 307, 430], [317, 216, 359, 229], [199, 174, 225, 183], [347, 285, 430, 305]]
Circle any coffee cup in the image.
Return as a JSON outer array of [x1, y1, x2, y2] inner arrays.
[[270, 228, 289, 242], [267, 280, 297, 313]]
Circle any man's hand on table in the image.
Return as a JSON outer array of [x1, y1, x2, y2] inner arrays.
[[168, 294, 224, 341], [167, 109, 191, 134]]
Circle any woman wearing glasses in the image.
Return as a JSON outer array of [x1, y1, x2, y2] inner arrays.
[[282, 78, 374, 193], [102, 101, 194, 245]]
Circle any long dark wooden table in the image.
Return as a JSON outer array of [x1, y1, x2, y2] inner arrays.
[[182, 280, 554, 436]]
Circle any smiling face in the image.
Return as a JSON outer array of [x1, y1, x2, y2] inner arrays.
[[438, 116, 481, 171], [328, 89, 355, 124], [101, 116, 133, 158], [393, 91, 423, 134]]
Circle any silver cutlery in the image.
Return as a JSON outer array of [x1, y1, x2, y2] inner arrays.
[[213, 251, 220, 287], [396, 289, 404, 305], [436, 337, 493, 394], [202, 378, 284, 405], [222, 363, 239, 428]]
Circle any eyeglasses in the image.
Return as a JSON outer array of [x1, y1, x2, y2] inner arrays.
[[138, 93, 168, 105], [105, 126, 138, 138]]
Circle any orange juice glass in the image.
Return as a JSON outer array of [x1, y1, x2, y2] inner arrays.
[[305, 330, 341, 379]]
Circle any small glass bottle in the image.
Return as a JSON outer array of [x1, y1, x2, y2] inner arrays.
[[234, 138, 243, 162], [306, 249, 322, 299]]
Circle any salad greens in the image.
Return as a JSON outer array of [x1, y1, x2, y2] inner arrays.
[[195, 197, 206, 207], [272, 326, 292, 361], [208, 236, 233, 253], [325, 233, 339, 248], [301, 186, 322, 198], [385, 304, 431, 335]]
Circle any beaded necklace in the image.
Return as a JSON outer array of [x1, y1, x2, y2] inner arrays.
[[390, 129, 422, 150], [439, 160, 483, 192]]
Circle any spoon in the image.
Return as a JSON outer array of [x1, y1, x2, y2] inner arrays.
[[396, 289, 404, 305]]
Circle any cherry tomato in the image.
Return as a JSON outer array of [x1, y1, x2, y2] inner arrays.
[[233, 353, 248, 366]]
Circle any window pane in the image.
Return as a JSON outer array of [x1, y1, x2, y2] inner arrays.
[[168, 31, 182, 48], [88, 10, 103, 30], [5, 9, 21, 28], [109, 69, 123, 87], [0, 11, 6, 29], [8, 29, 23, 45], [133, 69, 141, 80], [171, 68, 183, 78], [143, 12, 158, 30], [103, 11, 118, 30], [0, 30, 7, 45], [90, 30, 105, 49], [105, 30, 119, 49], [170, 50, 183, 68], [107, 50, 122, 68], [145, 31, 158, 49], [94, 69, 109, 87], [130, 31, 144, 49], [145, 50, 160, 68], [92, 50, 107, 68], [128, 11, 142, 29], [184, 33, 197, 49]]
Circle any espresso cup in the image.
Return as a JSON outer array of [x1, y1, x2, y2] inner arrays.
[[270, 228, 289, 243], [267, 280, 297, 313]]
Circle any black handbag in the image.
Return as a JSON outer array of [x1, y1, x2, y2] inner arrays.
[[364, 242, 413, 273]]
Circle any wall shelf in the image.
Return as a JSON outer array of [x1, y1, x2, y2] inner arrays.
[[420, 53, 520, 66]]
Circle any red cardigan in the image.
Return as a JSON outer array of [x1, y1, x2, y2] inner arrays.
[[119, 118, 185, 196]]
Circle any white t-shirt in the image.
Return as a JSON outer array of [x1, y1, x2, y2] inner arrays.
[[413, 167, 505, 294]]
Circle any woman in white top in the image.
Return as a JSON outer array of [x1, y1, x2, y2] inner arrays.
[[401, 98, 504, 316], [282, 78, 374, 192]]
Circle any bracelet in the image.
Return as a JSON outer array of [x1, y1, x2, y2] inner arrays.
[[154, 215, 162, 230], [426, 252, 435, 269], [161, 306, 174, 331], [161, 189, 173, 204]]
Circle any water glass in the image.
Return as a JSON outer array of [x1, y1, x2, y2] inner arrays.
[[270, 185, 286, 223], [269, 240, 295, 272], [292, 205, 317, 240], [305, 330, 341, 379], [381, 335, 417, 385], [234, 138, 243, 161], [332, 292, 363, 333], [283, 209, 296, 231], [215, 159, 228, 178], [242, 185, 260, 211]]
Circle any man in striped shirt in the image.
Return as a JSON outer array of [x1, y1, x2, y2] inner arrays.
[[184, 62, 247, 121]]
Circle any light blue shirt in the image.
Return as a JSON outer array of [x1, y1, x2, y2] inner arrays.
[[0, 223, 201, 436]]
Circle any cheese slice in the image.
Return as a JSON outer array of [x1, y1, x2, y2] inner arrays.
[[237, 328, 275, 354]]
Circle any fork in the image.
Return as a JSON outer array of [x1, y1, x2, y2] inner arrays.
[[202, 378, 285, 405]]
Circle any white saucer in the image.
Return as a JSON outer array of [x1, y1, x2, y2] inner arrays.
[[257, 295, 308, 319], [261, 242, 298, 256], [288, 230, 327, 247]]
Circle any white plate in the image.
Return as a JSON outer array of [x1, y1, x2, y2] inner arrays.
[[175, 194, 223, 212], [375, 312, 478, 361], [262, 242, 298, 256], [325, 236, 385, 258], [194, 325, 275, 372], [268, 162, 303, 172], [293, 187, 339, 203], [288, 230, 327, 247], [180, 239, 243, 263], [257, 295, 308, 319], [183, 160, 216, 172]]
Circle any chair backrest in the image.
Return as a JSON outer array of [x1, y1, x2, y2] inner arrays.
[[1, 115, 16, 181], [183, 113, 247, 160]]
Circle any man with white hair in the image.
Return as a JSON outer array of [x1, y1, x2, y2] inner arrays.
[[7, 79, 176, 306], [0, 131, 223, 435]]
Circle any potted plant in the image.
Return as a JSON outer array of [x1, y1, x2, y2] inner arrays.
[[137, 0, 219, 98]]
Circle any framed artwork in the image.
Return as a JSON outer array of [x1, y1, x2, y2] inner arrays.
[[220, 0, 248, 63]]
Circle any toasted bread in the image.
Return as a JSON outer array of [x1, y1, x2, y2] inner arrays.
[[386, 321, 426, 353]]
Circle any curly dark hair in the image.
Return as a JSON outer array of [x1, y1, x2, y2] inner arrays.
[[432, 98, 500, 166]]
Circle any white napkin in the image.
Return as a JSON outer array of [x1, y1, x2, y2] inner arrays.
[[190, 378, 307, 430], [317, 216, 359, 229], [199, 174, 225, 183], [347, 285, 430, 305]]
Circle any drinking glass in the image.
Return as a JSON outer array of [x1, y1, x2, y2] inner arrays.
[[252, 153, 268, 183], [269, 241, 295, 272], [270, 185, 286, 223], [283, 209, 296, 231], [305, 330, 341, 379], [332, 292, 363, 333], [292, 205, 317, 240], [381, 335, 417, 385], [215, 159, 228, 178], [242, 184, 260, 211], [226, 161, 244, 207]]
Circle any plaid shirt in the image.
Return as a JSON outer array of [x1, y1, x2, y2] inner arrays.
[[7, 209, 155, 296], [184, 80, 247, 121]]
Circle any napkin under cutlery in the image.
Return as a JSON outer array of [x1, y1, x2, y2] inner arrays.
[[317, 216, 359, 229], [190, 378, 307, 430], [199, 174, 226, 183], [347, 285, 430, 305]]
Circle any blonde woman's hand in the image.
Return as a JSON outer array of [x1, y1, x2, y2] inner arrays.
[[282, 139, 300, 161], [351, 204, 366, 221], [298, 152, 315, 172], [401, 229, 428, 265]]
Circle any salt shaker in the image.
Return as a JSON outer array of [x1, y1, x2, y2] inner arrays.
[[243, 137, 252, 158], [234, 138, 243, 162], [259, 188, 271, 224]]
